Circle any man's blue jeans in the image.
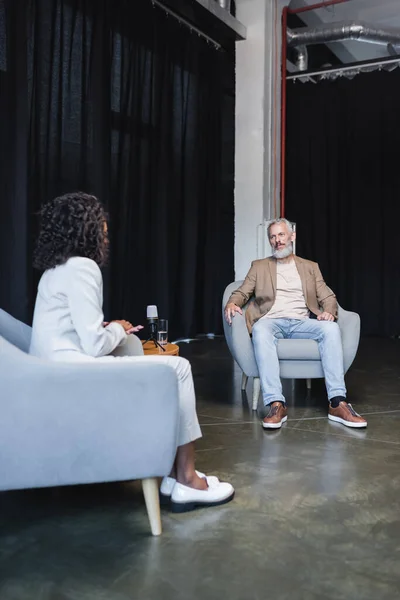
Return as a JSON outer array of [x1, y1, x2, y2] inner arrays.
[[252, 317, 346, 406]]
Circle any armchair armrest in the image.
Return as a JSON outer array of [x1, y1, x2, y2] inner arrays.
[[222, 282, 259, 377], [337, 305, 361, 373], [111, 333, 144, 357]]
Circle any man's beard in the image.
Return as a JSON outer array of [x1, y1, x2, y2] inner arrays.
[[272, 242, 293, 259]]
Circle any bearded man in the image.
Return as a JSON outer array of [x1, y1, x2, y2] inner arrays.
[[224, 218, 367, 430]]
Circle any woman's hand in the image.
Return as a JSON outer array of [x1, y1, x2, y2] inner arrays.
[[105, 320, 144, 335], [126, 324, 144, 335]]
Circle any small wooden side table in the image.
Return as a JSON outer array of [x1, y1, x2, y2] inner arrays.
[[142, 341, 179, 356]]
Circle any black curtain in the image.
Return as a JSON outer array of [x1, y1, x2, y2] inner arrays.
[[285, 71, 400, 337], [0, 0, 234, 339]]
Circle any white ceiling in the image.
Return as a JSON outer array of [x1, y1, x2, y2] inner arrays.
[[289, 0, 400, 64]]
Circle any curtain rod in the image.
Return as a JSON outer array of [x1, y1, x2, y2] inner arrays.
[[151, 0, 222, 49], [287, 55, 400, 80]]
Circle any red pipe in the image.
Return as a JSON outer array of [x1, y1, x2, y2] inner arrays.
[[280, 6, 288, 218], [280, 0, 351, 218], [288, 0, 350, 15]]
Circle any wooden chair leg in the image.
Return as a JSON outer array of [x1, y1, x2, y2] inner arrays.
[[241, 373, 248, 390], [306, 378, 312, 390], [142, 478, 162, 536], [252, 377, 261, 410]]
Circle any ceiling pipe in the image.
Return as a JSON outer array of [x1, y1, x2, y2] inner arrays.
[[288, 0, 350, 15], [288, 21, 400, 49]]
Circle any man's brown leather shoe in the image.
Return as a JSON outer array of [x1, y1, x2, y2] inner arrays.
[[328, 401, 367, 428], [262, 402, 288, 430]]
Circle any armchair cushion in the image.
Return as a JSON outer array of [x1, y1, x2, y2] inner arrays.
[[276, 339, 320, 361]]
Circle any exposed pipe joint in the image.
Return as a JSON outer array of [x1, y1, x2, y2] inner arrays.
[[288, 21, 400, 49]]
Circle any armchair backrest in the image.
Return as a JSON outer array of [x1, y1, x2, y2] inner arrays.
[[222, 281, 259, 376], [0, 309, 32, 354]]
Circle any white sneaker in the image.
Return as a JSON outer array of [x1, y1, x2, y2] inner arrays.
[[160, 470, 205, 503], [170, 475, 235, 513]]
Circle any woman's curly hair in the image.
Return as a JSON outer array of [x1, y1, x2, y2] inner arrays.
[[33, 192, 109, 270]]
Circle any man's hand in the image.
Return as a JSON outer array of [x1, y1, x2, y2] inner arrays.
[[317, 312, 335, 322], [224, 303, 243, 325]]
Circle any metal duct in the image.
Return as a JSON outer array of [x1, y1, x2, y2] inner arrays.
[[287, 21, 400, 71], [288, 21, 400, 48]]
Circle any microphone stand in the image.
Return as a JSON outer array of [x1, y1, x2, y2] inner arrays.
[[143, 320, 166, 351]]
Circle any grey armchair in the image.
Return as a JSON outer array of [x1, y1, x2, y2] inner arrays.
[[222, 281, 360, 410], [0, 308, 180, 536]]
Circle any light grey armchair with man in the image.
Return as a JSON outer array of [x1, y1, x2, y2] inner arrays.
[[223, 218, 365, 430]]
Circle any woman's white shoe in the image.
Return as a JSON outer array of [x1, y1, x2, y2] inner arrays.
[[160, 470, 205, 503], [170, 476, 235, 513]]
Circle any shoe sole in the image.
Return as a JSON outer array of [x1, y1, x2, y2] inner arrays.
[[328, 414, 367, 428], [262, 416, 288, 430], [170, 491, 235, 513], [159, 492, 171, 506]]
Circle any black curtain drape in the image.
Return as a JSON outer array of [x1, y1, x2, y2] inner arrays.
[[286, 71, 400, 337], [0, 0, 234, 339]]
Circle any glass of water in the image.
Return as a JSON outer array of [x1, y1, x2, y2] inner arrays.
[[157, 319, 168, 345]]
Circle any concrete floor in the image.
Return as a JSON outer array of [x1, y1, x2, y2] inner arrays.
[[0, 338, 400, 600]]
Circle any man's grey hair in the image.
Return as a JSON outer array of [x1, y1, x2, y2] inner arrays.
[[267, 218, 294, 238]]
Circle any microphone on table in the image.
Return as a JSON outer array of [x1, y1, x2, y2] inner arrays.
[[147, 305, 158, 336], [145, 305, 165, 351]]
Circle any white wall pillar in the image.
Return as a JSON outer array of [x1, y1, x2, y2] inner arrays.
[[235, 0, 289, 279]]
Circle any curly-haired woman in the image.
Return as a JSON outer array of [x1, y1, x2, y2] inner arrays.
[[30, 192, 234, 512]]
